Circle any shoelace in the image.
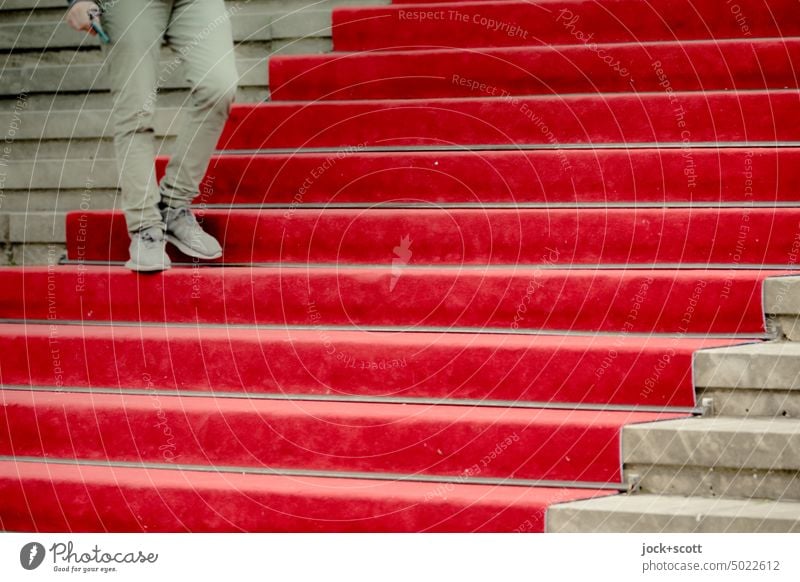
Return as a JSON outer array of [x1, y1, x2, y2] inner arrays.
[[139, 229, 164, 247], [172, 207, 201, 230]]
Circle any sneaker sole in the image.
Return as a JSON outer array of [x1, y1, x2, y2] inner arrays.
[[124, 259, 172, 273], [166, 235, 223, 260]]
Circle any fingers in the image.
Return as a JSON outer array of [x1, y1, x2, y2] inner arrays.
[[66, 4, 98, 33], [68, 19, 93, 33]]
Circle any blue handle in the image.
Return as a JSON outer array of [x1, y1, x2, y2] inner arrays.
[[89, 9, 110, 43]]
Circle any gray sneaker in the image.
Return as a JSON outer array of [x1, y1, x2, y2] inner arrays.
[[162, 206, 222, 260], [125, 226, 171, 272]]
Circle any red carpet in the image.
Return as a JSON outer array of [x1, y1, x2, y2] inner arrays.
[[2, 390, 682, 483], [0, 461, 608, 532], [158, 148, 800, 205], [66, 208, 800, 265], [0, 266, 780, 334], [333, 0, 800, 50], [1, 0, 796, 532], [0, 323, 732, 406], [271, 40, 800, 100], [219, 92, 800, 148]]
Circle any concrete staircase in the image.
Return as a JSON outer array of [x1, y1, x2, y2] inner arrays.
[[549, 278, 800, 532], [0, 0, 385, 265]]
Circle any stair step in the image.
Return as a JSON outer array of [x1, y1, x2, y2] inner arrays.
[[0, 57, 267, 98], [163, 148, 800, 206], [271, 39, 800, 101], [624, 416, 800, 501], [0, 0, 64, 10], [0, 6, 341, 50], [547, 493, 800, 532], [0, 459, 611, 532], [0, 266, 780, 334], [0, 323, 735, 407], [332, 0, 800, 51], [219, 92, 800, 149], [695, 341, 800, 418], [1, 390, 680, 483], [65, 208, 800, 266], [9, 94, 795, 148], [0, 0, 381, 13], [765, 276, 800, 340], [12, 147, 799, 203]]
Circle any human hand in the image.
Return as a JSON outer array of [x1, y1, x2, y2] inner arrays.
[[66, 2, 101, 35]]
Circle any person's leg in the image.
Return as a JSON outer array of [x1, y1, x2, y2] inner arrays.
[[158, 0, 239, 259], [99, 0, 173, 270]]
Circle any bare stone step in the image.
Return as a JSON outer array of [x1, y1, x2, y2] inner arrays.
[[695, 341, 800, 418], [0, 189, 117, 212], [3, 159, 118, 189], [0, 0, 382, 20], [1, 0, 64, 10], [2, 107, 181, 141], [0, 55, 267, 96], [0, 86, 265, 112], [0, 213, 9, 242], [0, 0, 385, 264], [0, 0, 384, 42], [0, 8, 332, 51], [6, 242, 65, 266], [765, 276, 800, 341], [0, 0, 375, 95], [623, 416, 800, 501], [546, 494, 800, 532], [8, 210, 65, 243]]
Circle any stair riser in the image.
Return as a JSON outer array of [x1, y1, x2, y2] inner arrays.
[[770, 316, 800, 341], [1, 391, 673, 483], [332, 0, 800, 51], [694, 342, 800, 417], [627, 465, 800, 502], [623, 424, 800, 472], [697, 387, 800, 418], [0, 325, 730, 406], [220, 93, 800, 149], [271, 40, 800, 100], [0, 461, 610, 532], [764, 277, 800, 340], [159, 148, 800, 205], [622, 419, 800, 500], [66, 208, 800, 266], [0, 267, 777, 334]]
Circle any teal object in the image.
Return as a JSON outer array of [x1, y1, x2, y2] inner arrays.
[[89, 9, 110, 43]]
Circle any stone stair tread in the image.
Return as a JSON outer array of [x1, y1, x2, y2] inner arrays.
[[0, 8, 332, 51], [695, 341, 800, 390], [627, 415, 800, 434], [547, 493, 800, 532], [0, 56, 267, 96], [623, 416, 800, 471], [0, 0, 64, 11]]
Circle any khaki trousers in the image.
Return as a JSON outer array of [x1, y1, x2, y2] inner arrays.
[[98, 0, 238, 233]]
